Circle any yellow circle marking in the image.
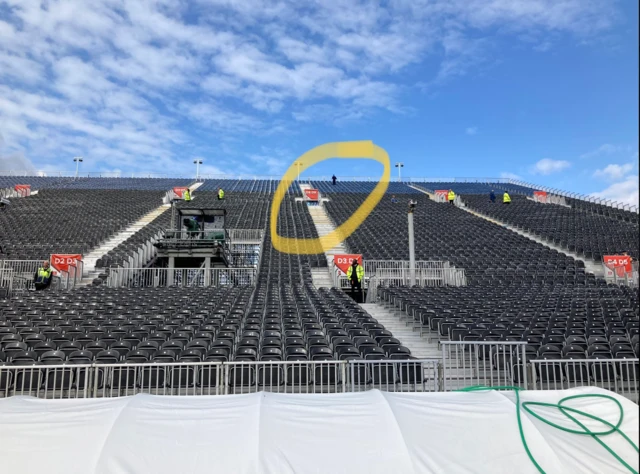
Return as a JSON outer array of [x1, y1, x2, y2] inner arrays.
[[270, 140, 390, 255]]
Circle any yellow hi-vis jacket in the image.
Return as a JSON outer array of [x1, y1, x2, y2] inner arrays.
[[184, 189, 191, 201], [448, 190, 456, 201], [503, 192, 511, 203], [347, 264, 364, 282], [35, 267, 52, 284], [218, 189, 225, 199]]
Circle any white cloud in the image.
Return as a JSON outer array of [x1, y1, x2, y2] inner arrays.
[[593, 163, 634, 181], [591, 176, 639, 206], [532, 158, 571, 175], [580, 143, 631, 159], [466, 126, 478, 135], [500, 172, 522, 180], [0, 0, 624, 175]]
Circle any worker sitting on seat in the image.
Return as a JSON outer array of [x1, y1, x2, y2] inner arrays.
[[347, 260, 365, 303], [447, 189, 456, 205], [503, 192, 511, 204], [34, 260, 53, 291], [218, 188, 225, 200], [391, 195, 398, 203], [183, 188, 191, 201]]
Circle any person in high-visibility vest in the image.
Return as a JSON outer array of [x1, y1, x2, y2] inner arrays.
[[503, 192, 511, 204], [447, 189, 456, 205], [347, 260, 365, 303], [183, 188, 191, 201], [218, 188, 225, 200], [33, 260, 53, 291]]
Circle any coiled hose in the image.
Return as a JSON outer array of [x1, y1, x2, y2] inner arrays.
[[456, 386, 639, 474]]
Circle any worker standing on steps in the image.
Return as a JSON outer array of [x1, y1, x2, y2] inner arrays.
[[218, 188, 225, 200], [332, 175, 337, 185], [489, 190, 496, 203], [447, 189, 456, 205], [503, 191, 511, 204], [183, 188, 191, 201], [347, 260, 364, 303]]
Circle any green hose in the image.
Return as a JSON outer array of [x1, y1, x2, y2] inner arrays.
[[455, 386, 639, 474]]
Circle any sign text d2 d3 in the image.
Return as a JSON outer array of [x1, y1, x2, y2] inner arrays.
[[50, 254, 83, 276]]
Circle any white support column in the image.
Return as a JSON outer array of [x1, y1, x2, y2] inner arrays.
[[168, 256, 175, 286], [204, 257, 211, 286], [408, 209, 416, 286]]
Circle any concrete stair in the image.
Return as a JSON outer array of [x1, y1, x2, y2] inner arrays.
[[80, 205, 169, 284], [360, 303, 441, 359], [307, 204, 348, 289], [311, 268, 333, 289]]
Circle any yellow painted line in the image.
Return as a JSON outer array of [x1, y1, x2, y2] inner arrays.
[[270, 141, 390, 255]]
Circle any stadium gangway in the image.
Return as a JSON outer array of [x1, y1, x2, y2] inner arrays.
[[106, 267, 257, 288]]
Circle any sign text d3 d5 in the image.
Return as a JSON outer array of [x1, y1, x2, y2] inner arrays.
[[334, 254, 363, 275]]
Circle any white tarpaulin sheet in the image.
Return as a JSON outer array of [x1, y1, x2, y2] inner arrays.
[[0, 387, 637, 474]]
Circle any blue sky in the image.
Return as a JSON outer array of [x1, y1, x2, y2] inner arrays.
[[0, 0, 638, 204]]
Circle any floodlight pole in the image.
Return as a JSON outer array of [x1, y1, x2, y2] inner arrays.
[[408, 203, 416, 286], [395, 162, 404, 182], [73, 157, 83, 179], [294, 161, 303, 181], [193, 159, 203, 180]]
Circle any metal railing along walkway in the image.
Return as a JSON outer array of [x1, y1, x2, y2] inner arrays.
[[1, 343, 636, 402]]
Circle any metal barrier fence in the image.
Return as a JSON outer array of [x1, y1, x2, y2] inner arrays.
[[0, 355, 636, 401], [227, 229, 264, 243], [532, 193, 567, 206], [335, 261, 467, 301], [603, 261, 639, 288], [531, 359, 639, 403], [106, 267, 257, 287], [0, 260, 73, 291], [440, 341, 529, 391], [333, 260, 464, 288], [0, 360, 440, 399]]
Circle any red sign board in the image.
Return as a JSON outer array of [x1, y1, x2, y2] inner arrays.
[[173, 187, 189, 198], [334, 254, 363, 275], [435, 190, 448, 197], [50, 254, 83, 276], [603, 255, 633, 278], [15, 184, 31, 197], [304, 189, 319, 201], [534, 190, 547, 203]]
